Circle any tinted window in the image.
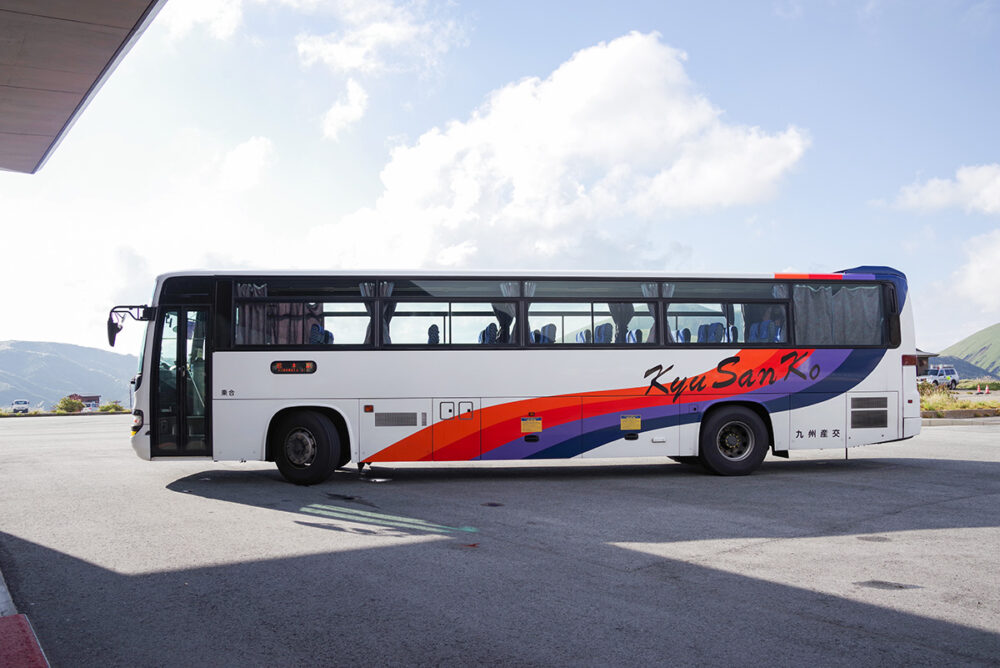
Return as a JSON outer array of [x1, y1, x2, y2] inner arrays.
[[527, 281, 659, 299], [664, 281, 788, 300], [388, 280, 520, 298], [792, 283, 886, 346]]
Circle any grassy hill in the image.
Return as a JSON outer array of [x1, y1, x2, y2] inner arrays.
[[0, 341, 138, 409], [941, 322, 1000, 378]]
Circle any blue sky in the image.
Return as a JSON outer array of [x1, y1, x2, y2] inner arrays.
[[2, 0, 999, 355]]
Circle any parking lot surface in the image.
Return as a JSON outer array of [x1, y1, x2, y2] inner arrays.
[[1, 415, 998, 666]]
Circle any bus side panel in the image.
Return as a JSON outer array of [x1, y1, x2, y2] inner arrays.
[[213, 399, 270, 461], [358, 399, 432, 462], [788, 393, 847, 450], [846, 391, 899, 446], [578, 395, 680, 458], [212, 398, 359, 462], [479, 397, 582, 461]]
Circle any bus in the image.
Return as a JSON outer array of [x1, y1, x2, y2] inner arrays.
[[107, 267, 920, 485]]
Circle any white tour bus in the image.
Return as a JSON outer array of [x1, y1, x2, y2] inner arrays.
[[107, 267, 920, 485]]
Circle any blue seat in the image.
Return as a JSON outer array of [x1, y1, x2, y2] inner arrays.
[[540, 324, 556, 344], [309, 324, 334, 344], [594, 323, 612, 344], [428, 324, 440, 345], [749, 320, 778, 343]]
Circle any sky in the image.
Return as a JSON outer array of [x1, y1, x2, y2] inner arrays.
[[2, 0, 999, 356]]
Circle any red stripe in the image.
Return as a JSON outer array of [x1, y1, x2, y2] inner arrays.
[[774, 273, 844, 280]]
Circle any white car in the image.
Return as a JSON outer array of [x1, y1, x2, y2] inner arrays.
[[10, 399, 30, 414], [918, 366, 959, 389]]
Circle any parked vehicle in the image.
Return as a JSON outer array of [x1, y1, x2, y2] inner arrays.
[[918, 366, 959, 389], [10, 400, 30, 414], [108, 266, 919, 484]]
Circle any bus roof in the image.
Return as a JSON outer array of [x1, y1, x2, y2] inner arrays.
[[151, 267, 901, 283]]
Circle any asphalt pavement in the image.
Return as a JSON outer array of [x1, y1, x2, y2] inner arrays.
[[1, 415, 999, 666]]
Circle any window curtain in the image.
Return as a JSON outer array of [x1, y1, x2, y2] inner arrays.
[[792, 285, 832, 345], [380, 281, 395, 344], [270, 302, 322, 345], [793, 284, 883, 345], [642, 282, 660, 344], [492, 302, 516, 344], [360, 282, 377, 344], [608, 303, 635, 344], [834, 286, 883, 345], [235, 283, 267, 345]]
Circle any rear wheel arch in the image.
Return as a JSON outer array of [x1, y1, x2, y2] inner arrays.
[[700, 401, 774, 448], [697, 401, 772, 476], [266, 406, 352, 467]]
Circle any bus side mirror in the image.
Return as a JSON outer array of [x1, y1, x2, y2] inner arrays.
[[108, 316, 122, 347]]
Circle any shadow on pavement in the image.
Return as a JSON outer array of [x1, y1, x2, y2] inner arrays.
[[2, 454, 998, 666]]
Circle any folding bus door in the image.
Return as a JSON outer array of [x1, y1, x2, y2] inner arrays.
[[152, 307, 211, 457]]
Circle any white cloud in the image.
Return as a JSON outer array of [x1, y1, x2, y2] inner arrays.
[[295, 1, 464, 76], [895, 164, 1000, 215], [953, 228, 1000, 313], [159, 0, 245, 40], [305, 31, 809, 270], [157, 0, 467, 141], [322, 80, 369, 140], [218, 136, 275, 191]]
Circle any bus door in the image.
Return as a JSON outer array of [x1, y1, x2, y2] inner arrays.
[[152, 307, 211, 457], [433, 398, 481, 460]]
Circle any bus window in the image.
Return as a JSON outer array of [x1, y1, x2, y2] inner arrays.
[[389, 302, 448, 344], [387, 302, 517, 345], [792, 284, 885, 346], [321, 303, 371, 345], [527, 303, 590, 344], [452, 302, 516, 345], [666, 303, 728, 344], [742, 303, 787, 344], [593, 302, 655, 344]]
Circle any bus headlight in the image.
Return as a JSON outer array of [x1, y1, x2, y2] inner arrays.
[[131, 410, 144, 434]]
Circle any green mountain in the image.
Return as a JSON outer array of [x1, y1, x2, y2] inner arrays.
[[0, 341, 138, 410], [932, 355, 998, 381], [941, 323, 1000, 378]]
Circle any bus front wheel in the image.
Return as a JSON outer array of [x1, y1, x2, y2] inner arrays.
[[698, 407, 769, 476], [272, 411, 340, 485]]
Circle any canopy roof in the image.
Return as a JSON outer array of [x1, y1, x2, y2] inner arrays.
[[0, 0, 165, 173]]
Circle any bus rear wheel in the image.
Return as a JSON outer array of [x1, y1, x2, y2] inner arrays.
[[698, 407, 769, 476], [272, 411, 340, 485]]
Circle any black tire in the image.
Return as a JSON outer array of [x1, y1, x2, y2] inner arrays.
[[336, 447, 352, 468], [698, 406, 769, 476], [272, 411, 340, 485], [668, 456, 701, 465], [949, 380, 957, 390]]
